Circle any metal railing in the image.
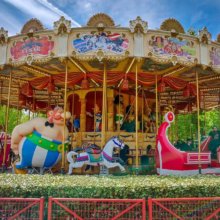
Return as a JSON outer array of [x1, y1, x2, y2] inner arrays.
[[148, 197, 220, 220], [1, 196, 220, 219], [48, 197, 146, 220], [0, 197, 44, 220]]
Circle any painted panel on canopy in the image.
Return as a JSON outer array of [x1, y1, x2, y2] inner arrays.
[[210, 46, 220, 67], [72, 32, 129, 54], [10, 36, 54, 61], [149, 36, 196, 61]]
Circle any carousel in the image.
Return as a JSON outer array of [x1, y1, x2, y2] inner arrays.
[[0, 13, 220, 175]]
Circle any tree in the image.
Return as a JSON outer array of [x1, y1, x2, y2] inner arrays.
[[169, 109, 220, 144], [0, 105, 29, 133]]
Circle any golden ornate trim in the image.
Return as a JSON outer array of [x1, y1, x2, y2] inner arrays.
[[53, 16, 71, 35], [87, 13, 115, 27], [21, 18, 44, 34], [160, 18, 185, 34]]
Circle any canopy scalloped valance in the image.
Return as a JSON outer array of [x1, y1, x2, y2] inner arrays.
[[21, 71, 196, 97]]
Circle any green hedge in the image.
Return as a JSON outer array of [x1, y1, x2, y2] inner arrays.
[[1, 174, 220, 199]]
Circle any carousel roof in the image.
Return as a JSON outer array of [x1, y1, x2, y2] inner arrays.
[[0, 14, 220, 111]]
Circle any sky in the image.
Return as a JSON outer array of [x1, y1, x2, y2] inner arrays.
[[0, 0, 220, 39]]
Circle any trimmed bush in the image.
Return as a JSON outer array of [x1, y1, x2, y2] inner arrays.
[[1, 174, 220, 199]]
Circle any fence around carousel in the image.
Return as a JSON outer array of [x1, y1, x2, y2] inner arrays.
[[48, 197, 146, 220], [148, 197, 220, 220], [1, 196, 220, 219], [0, 197, 44, 220]]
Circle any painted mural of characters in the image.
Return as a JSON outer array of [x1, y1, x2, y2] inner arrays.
[[11, 107, 71, 170], [73, 33, 128, 54], [171, 43, 178, 53], [99, 35, 107, 47], [114, 95, 125, 130], [164, 42, 172, 54]]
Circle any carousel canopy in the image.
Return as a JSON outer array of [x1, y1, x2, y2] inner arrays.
[[0, 14, 220, 111]]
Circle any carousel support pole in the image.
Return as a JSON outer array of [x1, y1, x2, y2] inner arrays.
[[135, 59, 139, 172], [61, 58, 68, 174], [184, 111, 187, 141], [101, 60, 107, 147], [71, 91, 75, 133], [196, 69, 201, 174], [155, 74, 159, 135], [16, 88, 20, 125], [203, 93, 206, 135], [93, 85, 97, 144], [79, 98, 86, 132], [190, 114, 192, 140], [94, 86, 97, 133], [107, 96, 114, 132], [32, 90, 36, 119], [118, 87, 121, 132], [141, 87, 144, 133], [2, 69, 12, 171], [70, 90, 75, 149]]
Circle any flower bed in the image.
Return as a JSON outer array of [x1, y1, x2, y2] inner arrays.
[[1, 174, 220, 199]]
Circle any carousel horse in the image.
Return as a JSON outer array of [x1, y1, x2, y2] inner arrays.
[[74, 143, 102, 154], [67, 136, 125, 174]]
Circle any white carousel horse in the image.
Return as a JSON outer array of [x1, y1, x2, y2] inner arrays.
[[67, 136, 125, 174]]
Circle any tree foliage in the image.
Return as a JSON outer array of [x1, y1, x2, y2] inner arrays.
[[0, 105, 29, 133], [169, 109, 220, 143]]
